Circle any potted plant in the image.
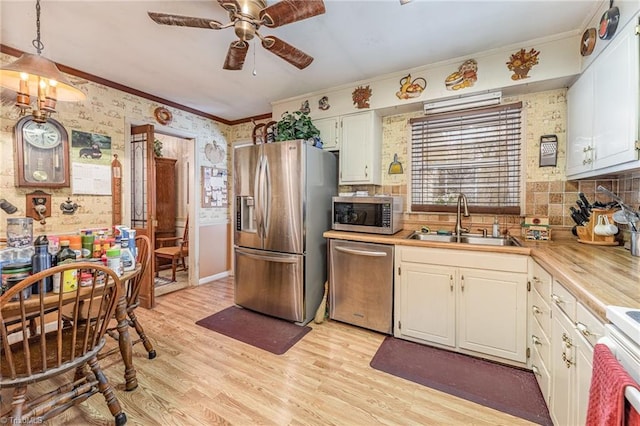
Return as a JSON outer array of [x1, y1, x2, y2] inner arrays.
[[275, 110, 321, 144]]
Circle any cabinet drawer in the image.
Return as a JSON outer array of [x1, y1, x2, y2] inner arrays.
[[531, 288, 551, 335], [551, 280, 577, 321], [398, 246, 527, 273], [575, 303, 604, 348], [530, 346, 551, 406], [531, 314, 551, 368], [531, 261, 552, 303]]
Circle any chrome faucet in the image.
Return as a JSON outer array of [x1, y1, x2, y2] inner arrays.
[[455, 193, 470, 237]]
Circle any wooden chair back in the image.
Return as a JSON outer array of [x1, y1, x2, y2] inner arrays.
[[0, 262, 124, 422], [127, 234, 151, 307]]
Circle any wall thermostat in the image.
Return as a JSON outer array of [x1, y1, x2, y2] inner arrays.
[[539, 135, 558, 167]]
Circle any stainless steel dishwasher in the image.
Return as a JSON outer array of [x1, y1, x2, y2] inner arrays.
[[328, 239, 393, 334]]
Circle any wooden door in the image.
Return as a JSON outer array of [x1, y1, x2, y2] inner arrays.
[[130, 125, 156, 308]]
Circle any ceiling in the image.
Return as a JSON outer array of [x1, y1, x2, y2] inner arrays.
[[1, 0, 600, 123]]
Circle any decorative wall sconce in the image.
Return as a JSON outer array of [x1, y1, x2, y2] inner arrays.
[[0, 0, 85, 122], [388, 153, 404, 175], [60, 197, 79, 215]]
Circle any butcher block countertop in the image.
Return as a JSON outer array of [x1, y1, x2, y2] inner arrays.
[[324, 229, 640, 322]]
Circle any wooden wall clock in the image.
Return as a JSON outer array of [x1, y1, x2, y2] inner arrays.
[[14, 116, 70, 188]]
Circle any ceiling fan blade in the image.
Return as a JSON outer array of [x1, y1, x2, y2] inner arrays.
[[223, 41, 249, 70], [261, 36, 313, 70], [260, 0, 325, 28], [148, 12, 224, 29], [217, 0, 241, 14]]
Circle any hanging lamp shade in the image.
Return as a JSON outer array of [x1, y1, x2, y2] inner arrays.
[[0, 52, 85, 102]]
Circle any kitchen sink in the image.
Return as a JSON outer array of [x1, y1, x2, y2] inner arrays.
[[406, 232, 521, 247]]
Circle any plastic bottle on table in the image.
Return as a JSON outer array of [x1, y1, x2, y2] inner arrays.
[[55, 240, 78, 293]]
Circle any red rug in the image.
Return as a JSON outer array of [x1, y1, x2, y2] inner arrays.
[[370, 337, 552, 425], [196, 306, 311, 355]]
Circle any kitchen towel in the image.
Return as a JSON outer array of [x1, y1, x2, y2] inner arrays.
[[196, 306, 311, 355], [587, 343, 640, 426]]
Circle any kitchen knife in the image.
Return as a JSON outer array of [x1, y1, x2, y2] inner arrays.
[[569, 207, 587, 225], [576, 199, 590, 218], [578, 192, 592, 210]]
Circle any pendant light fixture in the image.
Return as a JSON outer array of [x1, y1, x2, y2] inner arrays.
[[0, 0, 85, 123]]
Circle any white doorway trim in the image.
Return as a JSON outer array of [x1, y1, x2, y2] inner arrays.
[[124, 120, 199, 291]]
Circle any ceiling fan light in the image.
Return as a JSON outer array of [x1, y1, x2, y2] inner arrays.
[[234, 20, 256, 40]]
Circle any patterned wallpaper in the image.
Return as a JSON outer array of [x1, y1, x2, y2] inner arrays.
[[0, 52, 234, 236]]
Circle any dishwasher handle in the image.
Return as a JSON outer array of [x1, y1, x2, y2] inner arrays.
[[335, 246, 389, 257]]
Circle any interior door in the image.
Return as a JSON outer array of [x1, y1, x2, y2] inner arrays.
[[130, 124, 156, 308]]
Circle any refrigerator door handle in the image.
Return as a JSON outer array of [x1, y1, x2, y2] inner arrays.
[[254, 155, 263, 238], [262, 155, 271, 238], [334, 246, 389, 257], [236, 249, 299, 264]]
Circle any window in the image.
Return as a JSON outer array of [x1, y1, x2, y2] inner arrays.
[[409, 102, 523, 214]]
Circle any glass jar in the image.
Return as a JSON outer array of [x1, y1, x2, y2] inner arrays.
[[6, 217, 33, 248]]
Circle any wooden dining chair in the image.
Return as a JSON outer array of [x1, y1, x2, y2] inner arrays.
[[154, 217, 189, 282], [0, 263, 127, 425], [101, 234, 156, 360]]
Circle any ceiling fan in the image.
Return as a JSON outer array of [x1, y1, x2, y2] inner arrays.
[[148, 0, 325, 71]]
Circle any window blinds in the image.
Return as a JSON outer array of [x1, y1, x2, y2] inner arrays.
[[409, 102, 523, 214]]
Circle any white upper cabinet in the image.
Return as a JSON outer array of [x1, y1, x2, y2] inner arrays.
[[339, 111, 382, 185], [314, 117, 339, 151], [567, 13, 640, 179]]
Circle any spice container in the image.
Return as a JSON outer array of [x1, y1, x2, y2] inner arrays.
[[6, 275, 31, 302], [106, 248, 122, 277]]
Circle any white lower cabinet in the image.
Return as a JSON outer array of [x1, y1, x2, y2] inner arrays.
[[548, 279, 604, 426], [394, 246, 528, 364]]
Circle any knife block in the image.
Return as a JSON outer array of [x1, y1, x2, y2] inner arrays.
[[576, 208, 618, 245]]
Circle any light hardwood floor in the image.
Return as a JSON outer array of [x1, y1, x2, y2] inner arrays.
[[1, 278, 536, 425]]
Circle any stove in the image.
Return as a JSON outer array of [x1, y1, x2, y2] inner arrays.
[[607, 305, 640, 348]]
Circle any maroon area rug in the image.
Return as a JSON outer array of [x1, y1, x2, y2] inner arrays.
[[370, 337, 552, 425], [196, 306, 311, 355]]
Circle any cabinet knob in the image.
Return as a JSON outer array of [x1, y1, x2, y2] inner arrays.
[[532, 364, 541, 376], [575, 321, 599, 338], [531, 335, 542, 345], [551, 294, 564, 305], [532, 305, 542, 315]]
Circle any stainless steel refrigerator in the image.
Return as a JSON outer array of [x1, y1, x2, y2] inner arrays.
[[233, 140, 337, 325]]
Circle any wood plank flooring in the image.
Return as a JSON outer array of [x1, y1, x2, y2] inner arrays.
[[1, 278, 536, 425]]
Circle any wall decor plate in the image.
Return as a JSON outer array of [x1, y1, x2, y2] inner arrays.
[[154, 107, 173, 125], [598, 3, 619, 40], [580, 28, 597, 56]]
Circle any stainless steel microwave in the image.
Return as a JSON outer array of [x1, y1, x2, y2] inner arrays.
[[331, 196, 404, 234]]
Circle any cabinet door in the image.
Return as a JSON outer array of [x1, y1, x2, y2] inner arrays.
[[457, 268, 528, 362], [550, 304, 576, 426], [314, 117, 339, 151], [592, 18, 640, 170], [396, 262, 456, 347], [339, 111, 381, 185], [566, 67, 594, 177], [575, 333, 594, 426]]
